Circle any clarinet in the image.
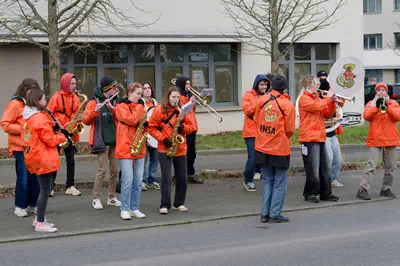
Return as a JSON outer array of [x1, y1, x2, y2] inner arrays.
[[46, 108, 78, 153]]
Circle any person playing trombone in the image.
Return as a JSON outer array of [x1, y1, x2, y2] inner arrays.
[[82, 76, 121, 210], [175, 77, 204, 184], [356, 82, 400, 200]]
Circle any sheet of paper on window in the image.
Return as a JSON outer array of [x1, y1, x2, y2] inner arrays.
[[192, 70, 206, 87]]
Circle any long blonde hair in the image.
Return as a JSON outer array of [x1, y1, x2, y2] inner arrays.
[[300, 75, 319, 91]]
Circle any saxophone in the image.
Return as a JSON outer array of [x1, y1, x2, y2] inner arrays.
[[166, 106, 185, 158], [60, 90, 89, 149], [130, 101, 149, 156]]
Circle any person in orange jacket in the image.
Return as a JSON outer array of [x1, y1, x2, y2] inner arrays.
[[254, 75, 295, 223], [356, 82, 400, 200], [142, 81, 160, 190], [23, 88, 68, 232], [242, 74, 270, 192], [298, 75, 339, 203], [1, 79, 41, 218], [148, 87, 195, 215], [115, 82, 147, 220], [317, 71, 345, 188], [47, 73, 81, 197], [82, 76, 121, 210], [175, 77, 203, 184]]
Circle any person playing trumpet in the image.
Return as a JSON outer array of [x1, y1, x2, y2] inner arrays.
[[356, 82, 400, 200], [298, 75, 339, 203], [115, 82, 147, 220], [47, 73, 82, 197], [148, 87, 195, 215], [82, 76, 121, 210]]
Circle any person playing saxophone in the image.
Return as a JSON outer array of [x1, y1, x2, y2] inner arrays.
[[148, 87, 195, 215], [47, 73, 81, 197], [115, 82, 147, 220]]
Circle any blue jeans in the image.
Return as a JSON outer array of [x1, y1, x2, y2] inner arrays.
[[243, 138, 256, 183], [119, 158, 145, 211], [14, 151, 40, 209], [325, 136, 342, 181], [144, 145, 158, 184], [261, 166, 288, 218]]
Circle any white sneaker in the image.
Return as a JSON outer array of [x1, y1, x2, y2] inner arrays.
[[65, 186, 81, 196], [107, 197, 121, 207], [159, 208, 168, 214], [14, 207, 28, 217], [253, 173, 261, 181], [120, 211, 131, 220], [32, 216, 55, 228], [130, 210, 146, 219], [141, 182, 148, 191], [92, 198, 103, 210], [331, 180, 344, 187], [27, 206, 37, 214], [35, 222, 58, 233], [49, 190, 55, 197], [172, 205, 188, 212]]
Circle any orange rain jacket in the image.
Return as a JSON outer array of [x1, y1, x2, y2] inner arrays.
[[242, 89, 266, 138], [180, 95, 198, 132], [364, 99, 400, 147], [148, 105, 195, 157], [115, 100, 146, 159], [298, 90, 336, 143], [47, 74, 81, 142], [254, 90, 296, 156], [22, 107, 66, 175], [1, 98, 25, 156]]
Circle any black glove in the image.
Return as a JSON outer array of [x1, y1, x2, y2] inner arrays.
[[143, 121, 149, 128], [177, 123, 184, 134], [376, 98, 386, 108], [137, 98, 145, 106], [53, 123, 60, 132], [163, 138, 173, 148], [60, 128, 70, 138]]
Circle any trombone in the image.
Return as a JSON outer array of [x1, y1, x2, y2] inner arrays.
[[317, 89, 355, 104], [171, 78, 223, 123]]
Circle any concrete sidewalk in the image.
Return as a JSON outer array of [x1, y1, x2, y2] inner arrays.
[[0, 169, 398, 243]]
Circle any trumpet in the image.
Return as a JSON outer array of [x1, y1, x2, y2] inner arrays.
[[171, 78, 223, 123], [317, 89, 355, 104]]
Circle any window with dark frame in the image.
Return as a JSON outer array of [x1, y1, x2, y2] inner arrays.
[[363, 0, 382, 13], [364, 34, 383, 49]]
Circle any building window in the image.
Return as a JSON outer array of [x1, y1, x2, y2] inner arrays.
[[42, 43, 238, 106], [279, 43, 336, 100], [396, 0, 400, 10], [395, 33, 400, 47], [365, 69, 383, 85], [364, 34, 383, 49], [363, 0, 382, 13]]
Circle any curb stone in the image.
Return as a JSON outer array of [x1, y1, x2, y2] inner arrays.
[[0, 196, 397, 244]]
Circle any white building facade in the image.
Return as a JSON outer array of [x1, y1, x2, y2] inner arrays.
[[363, 0, 400, 84], [0, 0, 363, 148]]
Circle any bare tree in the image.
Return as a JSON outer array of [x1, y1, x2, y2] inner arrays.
[[0, 0, 155, 94], [221, 0, 346, 74]]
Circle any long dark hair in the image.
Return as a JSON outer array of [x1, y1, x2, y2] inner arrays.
[[15, 78, 40, 99], [161, 87, 180, 113], [143, 82, 156, 98], [25, 88, 47, 112]]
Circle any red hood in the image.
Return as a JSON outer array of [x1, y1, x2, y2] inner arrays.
[[60, 73, 75, 94]]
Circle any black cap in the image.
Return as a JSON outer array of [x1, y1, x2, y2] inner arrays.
[[317, 71, 328, 78], [100, 76, 117, 92], [272, 75, 288, 94]]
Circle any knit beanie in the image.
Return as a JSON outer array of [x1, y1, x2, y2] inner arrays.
[[272, 75, 288, 94], [101, 76, 117, 92]]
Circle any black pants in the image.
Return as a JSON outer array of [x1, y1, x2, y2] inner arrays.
[[302, 142, 332, 199], [52, 145, 75, 188], [158, 153, 187, 209], [37, 172, 54, 222], [186, 131, 197, 176]]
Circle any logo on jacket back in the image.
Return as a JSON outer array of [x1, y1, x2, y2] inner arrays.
[[264, 105, 278, 122]]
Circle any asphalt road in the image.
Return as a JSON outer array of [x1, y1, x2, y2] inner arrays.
[[1, 200, 399, 266], [0, 145, 373, 185]]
